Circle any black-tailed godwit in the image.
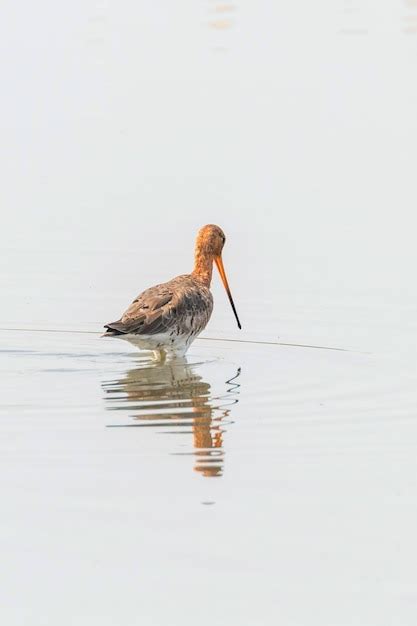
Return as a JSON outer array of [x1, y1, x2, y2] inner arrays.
[[103, 224, 241, 359]]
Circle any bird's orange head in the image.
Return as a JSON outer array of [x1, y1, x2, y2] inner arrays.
[[195, 224, 226, 258], [193, 224, 241, 330]]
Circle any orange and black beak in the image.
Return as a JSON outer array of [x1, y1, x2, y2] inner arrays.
[[215, 255, 242, 330]]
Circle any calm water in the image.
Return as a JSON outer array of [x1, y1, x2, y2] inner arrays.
[[2, 1, 417, 623], [1, 279, 417, 624]]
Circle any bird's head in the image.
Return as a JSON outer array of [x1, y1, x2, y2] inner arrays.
[[195, 224, 226, 257], [194, 224, 241, 330]]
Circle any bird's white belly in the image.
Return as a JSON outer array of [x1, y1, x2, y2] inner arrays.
[[120, 331, 197, 357]]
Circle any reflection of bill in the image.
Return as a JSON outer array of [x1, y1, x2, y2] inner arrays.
[[103, 359, 241, 478]]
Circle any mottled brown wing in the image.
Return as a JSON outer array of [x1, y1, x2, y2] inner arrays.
[[104, 284, 174, 335], [104, 275, 212, 337]]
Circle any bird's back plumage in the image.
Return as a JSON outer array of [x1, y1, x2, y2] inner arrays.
[[104, 274, 213, 356]]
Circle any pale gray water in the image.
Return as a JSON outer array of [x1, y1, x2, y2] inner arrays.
[[2, 1, 417, 624], [1, 287, 417, 625]]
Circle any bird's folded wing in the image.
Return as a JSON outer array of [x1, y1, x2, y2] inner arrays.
[[105, 288, 174, 335]]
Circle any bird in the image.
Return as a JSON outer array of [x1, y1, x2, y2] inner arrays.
[[103, 224, 241, 360]]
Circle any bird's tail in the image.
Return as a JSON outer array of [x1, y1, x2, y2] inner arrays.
[[102, 322, 125, 337]]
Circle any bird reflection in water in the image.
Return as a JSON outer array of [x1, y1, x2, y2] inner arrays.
[[103, 357, 241, 477]]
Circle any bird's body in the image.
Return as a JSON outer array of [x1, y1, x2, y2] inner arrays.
[[104, 274, 213, 358], [103, 225, 241, 360]]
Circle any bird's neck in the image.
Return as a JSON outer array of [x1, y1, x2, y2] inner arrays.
[[192, 252, 213, 286]]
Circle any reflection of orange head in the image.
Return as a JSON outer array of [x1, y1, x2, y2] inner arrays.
[[196, 465, 223, 478]]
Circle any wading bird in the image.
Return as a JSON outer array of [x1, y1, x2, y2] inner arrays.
[[103, 224, 241, 360]]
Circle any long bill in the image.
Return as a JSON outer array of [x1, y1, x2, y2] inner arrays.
[[214, 255, 242, 330]]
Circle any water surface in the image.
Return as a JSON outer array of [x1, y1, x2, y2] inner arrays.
[[1, 307, 417, 625], [2, 0, 417, 623]]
